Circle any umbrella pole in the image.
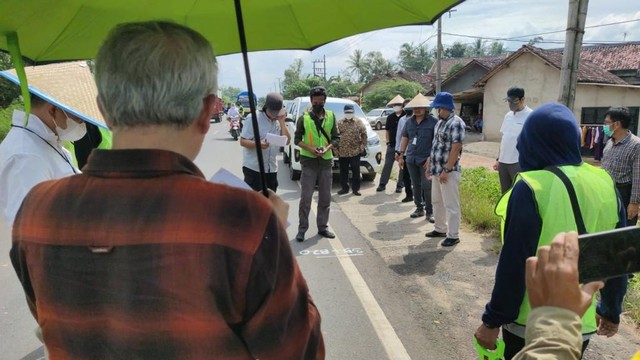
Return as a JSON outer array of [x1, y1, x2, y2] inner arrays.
[[234, 0, 269, 197]]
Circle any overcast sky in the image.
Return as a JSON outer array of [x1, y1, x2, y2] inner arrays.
[[217, 0, 640, 96]]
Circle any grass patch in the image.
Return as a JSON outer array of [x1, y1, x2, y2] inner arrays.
[[460, 167, 502, 236], [624, 276, 640, 325], [0, 100, 23, 142]]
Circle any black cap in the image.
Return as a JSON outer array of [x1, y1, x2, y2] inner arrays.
[[344, 104, 354, 113], [507, 87, 525, 99]]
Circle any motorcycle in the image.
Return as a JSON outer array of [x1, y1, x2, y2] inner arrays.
[[229, 116, 241, 141]]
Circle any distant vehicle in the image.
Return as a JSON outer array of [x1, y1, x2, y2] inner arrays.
[[283, 97, 382, 181], [211, 96, 224, 123], [366, 108, 394, 130], [236, 91, 258, 109]]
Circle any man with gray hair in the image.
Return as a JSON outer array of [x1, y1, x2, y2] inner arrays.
[[240, 92, 290, 192], [10, 21, 323, 359]]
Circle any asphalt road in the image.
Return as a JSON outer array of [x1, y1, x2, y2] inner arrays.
[[0, 121, 429, 359]]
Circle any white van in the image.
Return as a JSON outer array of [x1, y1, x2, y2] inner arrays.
[[283, 97, 382, 181]]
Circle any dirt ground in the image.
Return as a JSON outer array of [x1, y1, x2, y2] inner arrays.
[[338, 132, 640, 358]]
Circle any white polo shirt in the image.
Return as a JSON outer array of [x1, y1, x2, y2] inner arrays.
[[498, 106, 533, 164], [0, 110, 79, 224]]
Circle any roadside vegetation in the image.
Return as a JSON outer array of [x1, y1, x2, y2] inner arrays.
[[0, 100, 21, 142], [460, 166, 640, 326]]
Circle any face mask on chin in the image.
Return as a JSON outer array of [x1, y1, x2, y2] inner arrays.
[[54, 110, 87, 141]]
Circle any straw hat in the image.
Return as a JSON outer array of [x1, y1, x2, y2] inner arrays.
[[404, 93, 432, 109], [386, 94, 404, 107], [0, 61, 106, 128]]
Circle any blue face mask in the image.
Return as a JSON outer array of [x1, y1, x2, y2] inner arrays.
[[603, 124, 613, 137]]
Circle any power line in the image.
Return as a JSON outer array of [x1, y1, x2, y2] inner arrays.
[[504, 18, 640, 40], [441, 32, 637, 45]]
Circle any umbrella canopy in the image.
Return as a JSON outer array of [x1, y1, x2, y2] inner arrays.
[[0, 0, 464, 196], [0, 0, 463, 61]]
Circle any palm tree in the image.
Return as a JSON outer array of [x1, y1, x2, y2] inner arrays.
[[347, 49, 365, 82]]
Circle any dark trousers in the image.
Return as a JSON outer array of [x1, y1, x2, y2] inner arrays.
[[498, 162, 521, 194], [339, 156, 361, 192], [406, 161, 432, 213], [617, 182, 637, 225], [243, 166, 278, 192], [503, 328, 589, 359], [402, 156, 413, 197]]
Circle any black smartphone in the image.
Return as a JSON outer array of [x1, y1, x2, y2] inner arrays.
[[578, 226, 640, 283]]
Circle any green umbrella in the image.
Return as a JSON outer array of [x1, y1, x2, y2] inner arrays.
[[0, 0, 463, 195]]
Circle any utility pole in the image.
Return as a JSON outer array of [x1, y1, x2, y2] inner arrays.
[[312, 56, 327, 80], [436, 18, 442, 93], [558, 0, 589, 110]]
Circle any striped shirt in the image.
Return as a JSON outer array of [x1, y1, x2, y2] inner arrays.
[[11, 149, 324, 360], [602, 131, 640, 203]]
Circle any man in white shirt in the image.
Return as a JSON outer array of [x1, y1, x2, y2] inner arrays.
[[0, 94, 85, 224], [493, 87, 533, 193]]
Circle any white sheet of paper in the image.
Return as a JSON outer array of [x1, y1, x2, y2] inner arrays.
[[209, 168, 291, 227], [209, 168, 253, 190], [266, 133, 288, 147]]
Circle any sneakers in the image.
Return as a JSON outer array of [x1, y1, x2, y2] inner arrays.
[[337, 188, 349, 195], [426, 214, 435, 223], [395, 187, 403, 193], [401, 196, 414, 203], [425, 230, 447, 237], [295, 232, 305, 242], [352, 191, 362, 196], [376, 185, 386, 192], [441, 237, 460, 247], [318, 230, 336, 238], [410, 209, 425, 218]]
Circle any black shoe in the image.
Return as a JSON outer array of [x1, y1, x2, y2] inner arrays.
[[441, 237, 460, 247], [337, 188, 349, 195], [410, 209, 425, 218], [318, 230, 336, 238], [425, 230, 447, 237], [376, 185, 386, 192], [395, 187, 403, 193], [426, 214, 435, 223], [352, 191, 361, 196], [401, 196, 414, 203], [295, 232, 305, 242]]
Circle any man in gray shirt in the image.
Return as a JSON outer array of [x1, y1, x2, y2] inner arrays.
[[240, 92, 290, 192]]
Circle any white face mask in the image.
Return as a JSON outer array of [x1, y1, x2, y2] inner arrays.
[[54, 110, 87, 141], [393, 105, 402, 112], [345, 113, 354, 120]]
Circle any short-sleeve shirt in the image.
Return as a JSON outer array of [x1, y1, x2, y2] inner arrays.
[[402, 114, 438, 165], [499, 106, 532, 164], [429, 113, 466, 175], [241, 111, 282, 173]]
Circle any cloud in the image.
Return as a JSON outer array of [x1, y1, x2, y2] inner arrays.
[[217, 0, 640, 97]]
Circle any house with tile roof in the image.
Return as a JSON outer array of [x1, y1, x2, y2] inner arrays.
[[579, 42, 640, 85], [358, 70, 432, 98], [475, 45, 640, 143]]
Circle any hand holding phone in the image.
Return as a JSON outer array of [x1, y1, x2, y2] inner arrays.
[[578, 226, 640, 283]]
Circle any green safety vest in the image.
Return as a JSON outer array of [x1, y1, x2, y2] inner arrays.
[[63, 126, 113, 167], [495, 163, 619, 334], [300, 111, 334, 160]]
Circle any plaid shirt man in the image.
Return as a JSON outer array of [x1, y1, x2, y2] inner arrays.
[[429, 113, 466, 176], [11, 149, 324, 359], [602, 131, 640, 204]]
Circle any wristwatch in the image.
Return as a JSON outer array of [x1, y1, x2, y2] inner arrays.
[[443, 166, 453, 173]]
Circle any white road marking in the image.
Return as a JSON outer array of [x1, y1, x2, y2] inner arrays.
[[304, 193, 411, 360]]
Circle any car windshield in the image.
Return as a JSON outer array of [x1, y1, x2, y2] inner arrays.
[[299, 100, 375, 137], [366, 109, 383, 117]]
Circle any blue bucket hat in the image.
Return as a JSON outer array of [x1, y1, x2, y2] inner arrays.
[[430, 92, 455, 111]]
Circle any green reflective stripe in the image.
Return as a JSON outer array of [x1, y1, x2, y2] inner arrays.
[[6, 32, 30, 125], [500, 164, 619, 334], [61, 141, 79, 168], [300, 111, 334, 160]]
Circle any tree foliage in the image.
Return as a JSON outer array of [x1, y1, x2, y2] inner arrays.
[[361, 79, 424, 111], [444, 42, 468, 58], [0, 52, 20, 108], [465, 39, 486, 57], [219, 85, 243, 105], [397, 42, 433, 73], [487, 41, 507, 56]]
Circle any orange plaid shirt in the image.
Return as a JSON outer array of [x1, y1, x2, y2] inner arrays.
[[11, 149, 324, 360]]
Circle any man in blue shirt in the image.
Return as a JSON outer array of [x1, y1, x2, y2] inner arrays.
[[240, 92, 290, 191], [398, 94, 438, 222]]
